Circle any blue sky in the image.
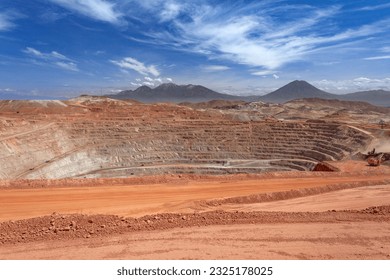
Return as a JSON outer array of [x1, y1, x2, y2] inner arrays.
[[0, 0, 390, 98]]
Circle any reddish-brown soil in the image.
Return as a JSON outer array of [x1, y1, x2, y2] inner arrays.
[[1, 98, 390, 260], [1, 207, 390, 259], [1, 168, 389, 221], [1, 160, 390, 259]]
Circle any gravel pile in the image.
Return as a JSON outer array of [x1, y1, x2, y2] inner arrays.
[[1, 208, 390, 245]]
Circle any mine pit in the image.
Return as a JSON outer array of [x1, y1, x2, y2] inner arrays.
[[0, 97, 389, 259]]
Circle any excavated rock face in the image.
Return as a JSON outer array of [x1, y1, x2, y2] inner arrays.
[[0, 98, 373, 179]]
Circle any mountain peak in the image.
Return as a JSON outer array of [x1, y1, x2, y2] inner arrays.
[[260, 80, 332, 103], [285, 80, 319, 89], [137, 85, 151, 89], [133, 85, 152, 95], [107, 83, 241, 103]]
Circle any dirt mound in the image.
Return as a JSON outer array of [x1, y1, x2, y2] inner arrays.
[[2, 207, 390, 245], [313, 162, 339, 171], [358, 205, 390, 215]]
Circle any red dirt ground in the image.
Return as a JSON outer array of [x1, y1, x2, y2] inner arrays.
[[1, 160, 390, 259]]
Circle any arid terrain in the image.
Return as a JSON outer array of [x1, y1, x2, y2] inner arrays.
[[0, 97, 389, 259]]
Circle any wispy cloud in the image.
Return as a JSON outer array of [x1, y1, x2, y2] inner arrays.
[[24, 47, 72, 61], [202, 65, 230, 72], [0, 11, 19, 31], [142, 81, 154, 87], [130, 76, 172, 88], [48, 0, 123, 24], [380, 47, 390, 53], [160, 2, 182, 22], [23, 47, 79, 71], [55, 61, 79, 71], [127, 1, 390, 73], [0, 88, 15, 92], [251, 70, 277, 76], [251, 70, 280, 79], [111, 57, 160, 76], [313, 77, 390, 93], [364, 55, 390, 60], [358, 3, 390, 11]]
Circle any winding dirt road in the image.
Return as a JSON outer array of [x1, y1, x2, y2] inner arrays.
[[1, 171, 390, 222]]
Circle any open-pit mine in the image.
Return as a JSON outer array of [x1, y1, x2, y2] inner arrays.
[[1, 97, 390, 259]]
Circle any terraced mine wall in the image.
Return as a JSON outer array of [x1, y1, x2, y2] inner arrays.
[[0, 99, 372, 179]]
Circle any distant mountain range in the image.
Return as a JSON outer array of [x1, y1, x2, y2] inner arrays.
[[339, 89, 390, 106], [106, 80, 390, 107], [107, 83, 245, 103]]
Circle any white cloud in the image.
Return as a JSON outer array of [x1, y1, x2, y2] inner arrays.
[[120, 69, 129, 74], [144, 76, 163, 84], [0, 88, 15, 92], [23, 47, 79, 71], [142, 81, 154, 87], [313, 77, 390, 93], [108, 88, 122, 93], [48, 0, 122, 24], [358, 3, 390, 11], [142, 4, 346, 70], [203, 65, 230, 72], [131, 76, 169, 88], [24, 47, 43, 57], [55, 61, 79, 71], [317, 61, 340, 66], [111, 57, 160, 76], [160, 2, 181, 22], [364, 55, 390, 60], [132, 2, 390, 73], [0, 10, 21, 31], [0, 12, 15, 31], [51, 51, 69, 60], [381, 47, 390, 53], [24, 47, 72, 61], [353, 77, 386, 86], [251, 70, 276, 76]]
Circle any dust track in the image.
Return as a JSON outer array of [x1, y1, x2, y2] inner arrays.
[[1, 172, 390, 221]]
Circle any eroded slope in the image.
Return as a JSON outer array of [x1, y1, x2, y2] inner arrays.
[[0, 97, 374, 179]]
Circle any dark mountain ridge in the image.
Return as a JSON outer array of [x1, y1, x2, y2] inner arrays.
[[337, 89, 390, 106], [106, 83, 246, 103], [259, 80, 334, 103], [106, 80, 390, 107]]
